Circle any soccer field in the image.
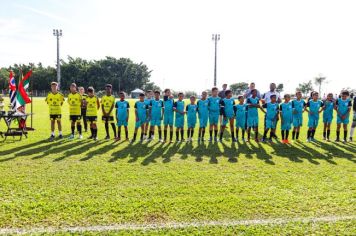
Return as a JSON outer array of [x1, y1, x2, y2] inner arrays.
[[0, 98, 355, 235]]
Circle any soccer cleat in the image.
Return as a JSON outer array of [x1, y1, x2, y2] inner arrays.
[[130, 139, 136, 143], [88, 135, 93, 139], [322, 137, 326, 141], [49, 135, 55, 142], [284, 140, 290, 144], [58, 134, 63, 139], [349, 137, 353, 142], [335, 138, 340, 142], [214, 137, 218, 142], [115, 137, 121, 142], [233, 138, 237, 142], [197, 137, 201, 143], [105, 136, 110, 140], [208, 137, 212, 142], [79, 135, 83, 139], [159, 139, 164, 143], [310, 138, 316, 142], [343, 139, 347, 143], [241, 138, 246, 142], [254, 138, 259, 142], [326, 138, 330, 142], [176, 139, 181, 143], [261, 138, 267, 143], [69, 134, 75, 139], [306, 138, 311, 142]]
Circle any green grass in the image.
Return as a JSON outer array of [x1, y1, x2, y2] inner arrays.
[[0, 98, 355, 235]]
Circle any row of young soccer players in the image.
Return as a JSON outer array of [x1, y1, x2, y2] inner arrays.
[[46, 82, 354, 143]]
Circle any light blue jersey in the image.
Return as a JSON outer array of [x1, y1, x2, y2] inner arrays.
[[163, 96, 174, 126], [246, 97, 260, 128], [197, 99, 209, 128], [134, 101, 148, 128], [115, 100, 130, 126], [208, 96, 221, 125], [263, 102, 279, 129], [150, 99, 164, 126], [186, 104, 198, 128], [336, 98, 352, 124], [307, 100, 323, 128], [323, 99, 334, 124], [234, 104, 247, 129], [280, 102, 293, 130], [292, 99, 305, 128], [174, 100, 185, 128]]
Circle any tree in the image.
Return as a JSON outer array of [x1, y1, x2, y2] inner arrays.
[[296, 80, 314, 97], [183, 91, 197, 98], [314, 75, 327, 95], [229, 82, 248, 95], [276, 83, 284, 93]]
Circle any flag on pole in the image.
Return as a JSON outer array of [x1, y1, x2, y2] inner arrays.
[[15, 70, 32, 110], [8, 70, 17, 110]]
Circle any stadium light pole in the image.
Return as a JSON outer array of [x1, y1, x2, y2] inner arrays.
[[53, 29, 63, 89], [212, 34, 220, 87]]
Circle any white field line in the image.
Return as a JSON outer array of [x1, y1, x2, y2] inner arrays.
[[1, 215, 355, 235]]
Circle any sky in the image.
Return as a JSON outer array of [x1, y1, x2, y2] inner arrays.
[[0, 0, 355, 94]]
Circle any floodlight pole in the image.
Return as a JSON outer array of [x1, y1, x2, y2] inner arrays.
[[212, 34, 220, 87], [53, 29, 62, 89]]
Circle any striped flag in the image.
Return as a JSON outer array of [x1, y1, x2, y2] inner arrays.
[[15, 70, 32, 110], [8, 70, 17, 110]]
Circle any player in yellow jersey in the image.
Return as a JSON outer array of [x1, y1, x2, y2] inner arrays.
[[45, 82, 64, 141], [85, 87, 100, 140], [79, 86, 88, 132], [101, 84, 117, 140], [67, 83, 83, 139]]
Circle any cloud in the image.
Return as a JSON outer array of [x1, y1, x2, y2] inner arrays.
[[14, 3, 69, 23]]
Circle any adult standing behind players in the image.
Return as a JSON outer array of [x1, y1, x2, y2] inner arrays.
[[79, 86, 88, 132], [262, 83, 281, 103], [218, 84, 228, 99], [244, 82, 261, 99]]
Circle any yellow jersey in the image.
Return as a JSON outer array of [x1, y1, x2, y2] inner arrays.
[[101, 95, 115, 116], [45, 92, 64, 115], [86, 95, 99, 116], [67, 92, 82, 116]]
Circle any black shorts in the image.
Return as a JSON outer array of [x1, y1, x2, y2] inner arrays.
[[102, 116, 115, 123], [50, 114, 62, 120], [70, 115, 82, 121], [86, 116, 97, 122]]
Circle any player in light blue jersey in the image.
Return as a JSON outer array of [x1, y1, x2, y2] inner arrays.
[[173, 92, 186, 142], [322, 93, 334, 141], [305, 92, 323, 142], [163, 88, 174, 143], [186, 96, 198, 142], [115, 92, 130, 141], [261, 94, 279, 142], [233, 95, 247, 141], [335, 90, 352, 142], [219, 90, 235, 142], [144, 90, 153, 139], [280, 94, 293, 143], [208, 87, 221, 142], [246, 89, 261, 142], [132, 93, 148, 142], [148, 91, 164, 141], [291, 91, 306, 141], [197, 91, 209, 142]]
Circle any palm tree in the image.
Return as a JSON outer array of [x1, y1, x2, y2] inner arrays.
[[314, 74, 327, 95]]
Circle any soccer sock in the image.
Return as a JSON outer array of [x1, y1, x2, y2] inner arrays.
[[202, 129, 205, 139], [187, 129, 191, 138], [281, 130, 285, 140], [242, 129, 245, 139], [323, 131, 326, 138], [84, 120, 88, 131], [90, 127, 94, 136], [292, 131, 296, 140], [269, 131, 273, 139], [77, 124, 82, 135], [219, 131, 223, 140], [94, 128, 97, 138], [214, 130, 218, 138], [209, 130, 213, 138], [164, 130, 167, 140], [296, 132, 300, 140], [344, 130, 347, 140], [248, 130, 251, 140], [286, 130, 289, 140], [255, 130, 258, 139], [140, 132, 144, 140], [117, 128, 121, 139], [125, 129, 129, 139], [180, 129, 184, 140], [133, 132, 137, 140], [263, 130, 268, 139], [111, 124, 117, 137], [231, 130, 235, 140], [105, 123, 109, 136], [51, 131, 55, 136], [170, 130, 173, 140], [336, 131, 340, 140], [307, 130, 311, 139], [71, 126, 75, 135], [236, 129, 239, 139], [191, 130, 194, 139], [350, 127, 355, 139], [311, 130, 315, 138], [327, 130, 331, 139], [59, 131, 62, 135], [176, 130, 179, 140], [158, 129, 162, 140]]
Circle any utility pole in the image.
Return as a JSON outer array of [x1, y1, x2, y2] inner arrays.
[[53, 29, 63, 89], [212, 34, 220, 87]]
